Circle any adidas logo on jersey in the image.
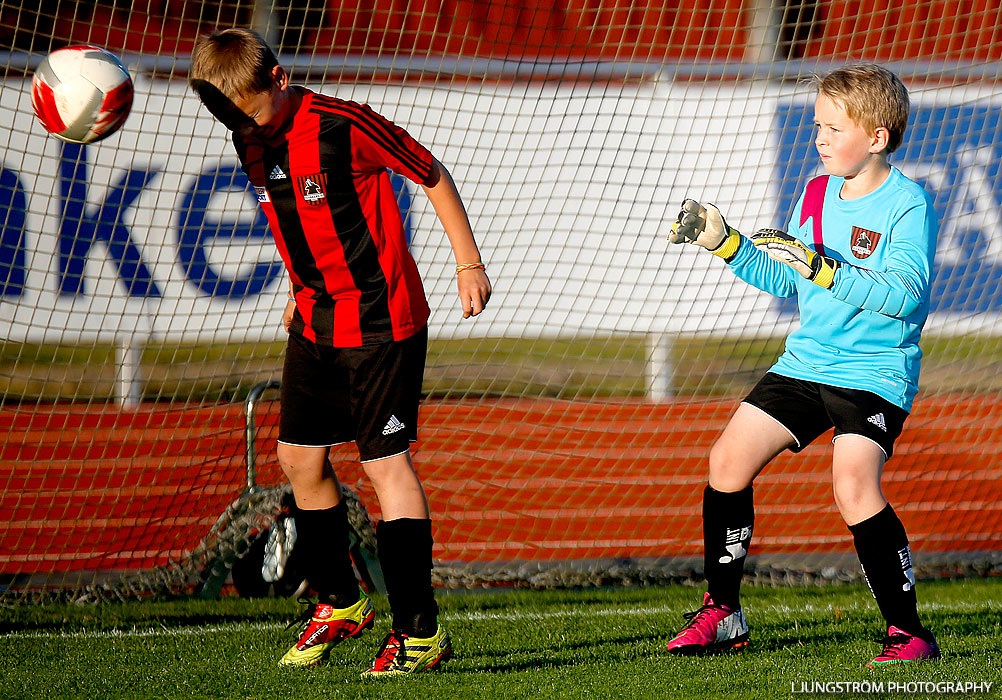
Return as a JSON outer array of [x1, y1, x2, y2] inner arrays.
[[269, 165, 287, 180], [382, 415, 405, 436], [867, 413, 887, 432]]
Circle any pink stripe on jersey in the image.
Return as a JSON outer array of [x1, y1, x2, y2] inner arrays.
[[800, 175, 830, 257]]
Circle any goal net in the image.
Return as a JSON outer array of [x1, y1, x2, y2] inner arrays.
[[2, 0, 1001, 601]]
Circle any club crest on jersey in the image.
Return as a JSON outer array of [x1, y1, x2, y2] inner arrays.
[[296, 173, 327, 206], [850, 226, 881, 259]]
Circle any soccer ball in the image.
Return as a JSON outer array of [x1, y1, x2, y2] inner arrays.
[[31, 44, 133, 144]]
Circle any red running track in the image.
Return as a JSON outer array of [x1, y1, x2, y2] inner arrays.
[[1, 395, 1000, 576]]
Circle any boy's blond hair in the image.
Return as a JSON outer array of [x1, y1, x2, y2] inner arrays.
[[810, 63, 910, 153], [189, 28, 279, 100]]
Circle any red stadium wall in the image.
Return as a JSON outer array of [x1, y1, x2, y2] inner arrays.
[[2, 395, 1000, 578], [804, 0, 1002, 62], [28, 0, 999, 62], [306, 0, 748, 62], [34, 0, 749, 60]]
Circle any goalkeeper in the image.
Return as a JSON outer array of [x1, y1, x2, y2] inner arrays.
[[665, 64, 939, 667]]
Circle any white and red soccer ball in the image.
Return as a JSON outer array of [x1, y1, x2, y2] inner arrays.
[[31, 44, 133, 145]]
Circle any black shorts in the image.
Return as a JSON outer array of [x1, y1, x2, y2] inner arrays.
[[278, 327, 427, 462], [742, 372, 909, 459]]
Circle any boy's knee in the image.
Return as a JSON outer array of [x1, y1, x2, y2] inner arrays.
[[276, 443, 325, 479], [833, 471, 868, 505], [832, 469, 885, 524], [708, 441, 754, 492]]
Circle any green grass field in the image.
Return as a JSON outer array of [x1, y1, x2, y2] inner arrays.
[[2, 580, 999, 699], [5, 333, 1002, 402]]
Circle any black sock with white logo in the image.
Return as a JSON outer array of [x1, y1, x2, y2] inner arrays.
[[849, 503, 933, 642], [292, 501, 360, 608], [377, 517, 439, 637], [703, 484, 754, 610]]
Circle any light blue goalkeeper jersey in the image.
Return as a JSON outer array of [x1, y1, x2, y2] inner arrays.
[[725, 166, 938, 411]]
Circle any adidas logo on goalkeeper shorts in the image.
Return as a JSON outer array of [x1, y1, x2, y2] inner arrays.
[[867, 413, 887, 432]]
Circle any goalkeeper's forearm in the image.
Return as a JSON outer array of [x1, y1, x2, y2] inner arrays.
[[831, 268, 925, 319], [750, 228, 839, 289]]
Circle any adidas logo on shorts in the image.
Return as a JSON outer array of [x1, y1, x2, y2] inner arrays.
[[269, 164, 287, 180], [867, 413, 887, 432], [382, 415, 405, 436]]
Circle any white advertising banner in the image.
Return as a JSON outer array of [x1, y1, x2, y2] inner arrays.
[[1, 77, 999, 344]]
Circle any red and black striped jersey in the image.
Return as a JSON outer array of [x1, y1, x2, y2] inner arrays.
[[235, 88, 432, 347]]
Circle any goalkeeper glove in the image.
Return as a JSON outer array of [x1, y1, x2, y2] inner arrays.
[[669, 199, 741, 262], [751, 228, 840, 289]]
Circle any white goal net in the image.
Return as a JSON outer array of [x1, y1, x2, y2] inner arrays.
[[2, 1, 1001, 600]]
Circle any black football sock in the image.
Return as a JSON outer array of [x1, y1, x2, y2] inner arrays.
[[291, 501, 359, 607], [703, 483, 754, 610], [849, 503, 933, 642], [376, 517, 439, 637]]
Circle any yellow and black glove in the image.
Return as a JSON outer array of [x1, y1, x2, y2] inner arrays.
[[668, 199, 741, 262], [751, 228, 839, 289]]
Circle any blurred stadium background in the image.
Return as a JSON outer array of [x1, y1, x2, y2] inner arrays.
[[1, 0, 1001, 602]]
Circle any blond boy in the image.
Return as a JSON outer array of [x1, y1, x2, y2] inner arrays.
[[190, 29, 490, 676], [667, 64, 939, 666]]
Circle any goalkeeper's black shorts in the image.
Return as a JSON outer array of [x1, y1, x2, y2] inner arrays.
[[742, 372, 908, 459]]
